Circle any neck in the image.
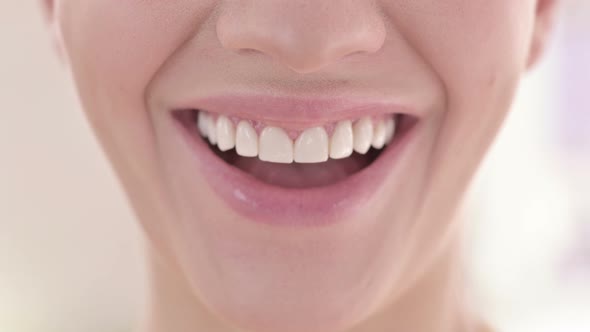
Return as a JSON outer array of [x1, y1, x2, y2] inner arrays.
[[139, 238, 480, 332]]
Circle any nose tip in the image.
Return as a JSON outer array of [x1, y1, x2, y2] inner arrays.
[[216, 2, 386, 74]]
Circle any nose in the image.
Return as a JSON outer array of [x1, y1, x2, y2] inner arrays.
[[216, 1, 386, 74]]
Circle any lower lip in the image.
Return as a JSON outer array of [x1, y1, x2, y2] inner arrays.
[[173, 115, 418, 227]]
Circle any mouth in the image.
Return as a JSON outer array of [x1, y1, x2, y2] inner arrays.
[[177, 110, 412, 188], [171, 95, 419, 227]]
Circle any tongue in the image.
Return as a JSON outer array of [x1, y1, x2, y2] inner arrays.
[[220, 152, 373, 188]]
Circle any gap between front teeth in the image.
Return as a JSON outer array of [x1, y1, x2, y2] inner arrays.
[[197, 112, 396, 164]]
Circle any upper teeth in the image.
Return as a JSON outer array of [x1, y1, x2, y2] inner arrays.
[[196, 111, 396, 164]]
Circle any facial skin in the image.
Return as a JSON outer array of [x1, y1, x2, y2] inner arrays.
[[42, 1, 557, 332]]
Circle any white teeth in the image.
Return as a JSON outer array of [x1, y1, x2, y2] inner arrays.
[[197, 111, 397, 164], [330, 120, 353, 159], [294, 127, 329, 163], [384, 117, 396, 145], [198, 112, 209, 137], [206, 115, 217, 145], [235, 121, 258, 157], [216, 116, 236, 151], [353, 117, 373, 154], [371, 120, 387, 149], [259, 127, 294, 163]]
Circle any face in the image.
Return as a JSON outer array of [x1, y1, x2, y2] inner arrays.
[[44, 1, 555, 331]]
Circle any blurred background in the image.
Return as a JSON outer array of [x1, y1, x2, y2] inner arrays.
[[1, 2, 588, 332]]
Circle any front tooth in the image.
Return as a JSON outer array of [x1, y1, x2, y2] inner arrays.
[[330, 120, 353, 159], [259, 127, 294, 163], [207, 115, 217, 145], [353, 117, 373, 154], [197, 111, 209, 137], [294, 127, 329, 163], [384, 117, 396, 145], [235, 121, 258, 157], [371, 120, 387, 149], [216, 115, 236, 151]]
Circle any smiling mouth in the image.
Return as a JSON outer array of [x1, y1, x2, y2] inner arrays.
[[167, 94, 421, 226], [175, 109, 415, 189]]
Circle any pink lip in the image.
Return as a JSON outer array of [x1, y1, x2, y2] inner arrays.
[[171, 95, 420, 227], [176, 94, 419, 127]]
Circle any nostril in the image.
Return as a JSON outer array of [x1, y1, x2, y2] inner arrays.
[[216, 2, 386, 74]]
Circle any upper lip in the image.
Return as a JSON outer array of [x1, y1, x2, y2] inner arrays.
[[173, 93, 420, 128]]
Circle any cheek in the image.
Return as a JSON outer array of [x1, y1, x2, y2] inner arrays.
[[55, 1, 217, 178], [380, 1, 537, 256], [56, 1, 208, 115], [55, 1, 215, 247], [385, 0, 536, 165], [384, 1, 535, 92], [427, 2, 535, 172]]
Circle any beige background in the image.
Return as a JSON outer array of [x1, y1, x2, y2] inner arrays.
[[0, 3, 144, 332], [1, 2, 589, 332]]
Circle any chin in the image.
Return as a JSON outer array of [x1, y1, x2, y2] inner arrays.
[[180, 230, 398, 332]]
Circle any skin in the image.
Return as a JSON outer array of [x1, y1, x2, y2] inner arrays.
[[41, 1, 558, 332]]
